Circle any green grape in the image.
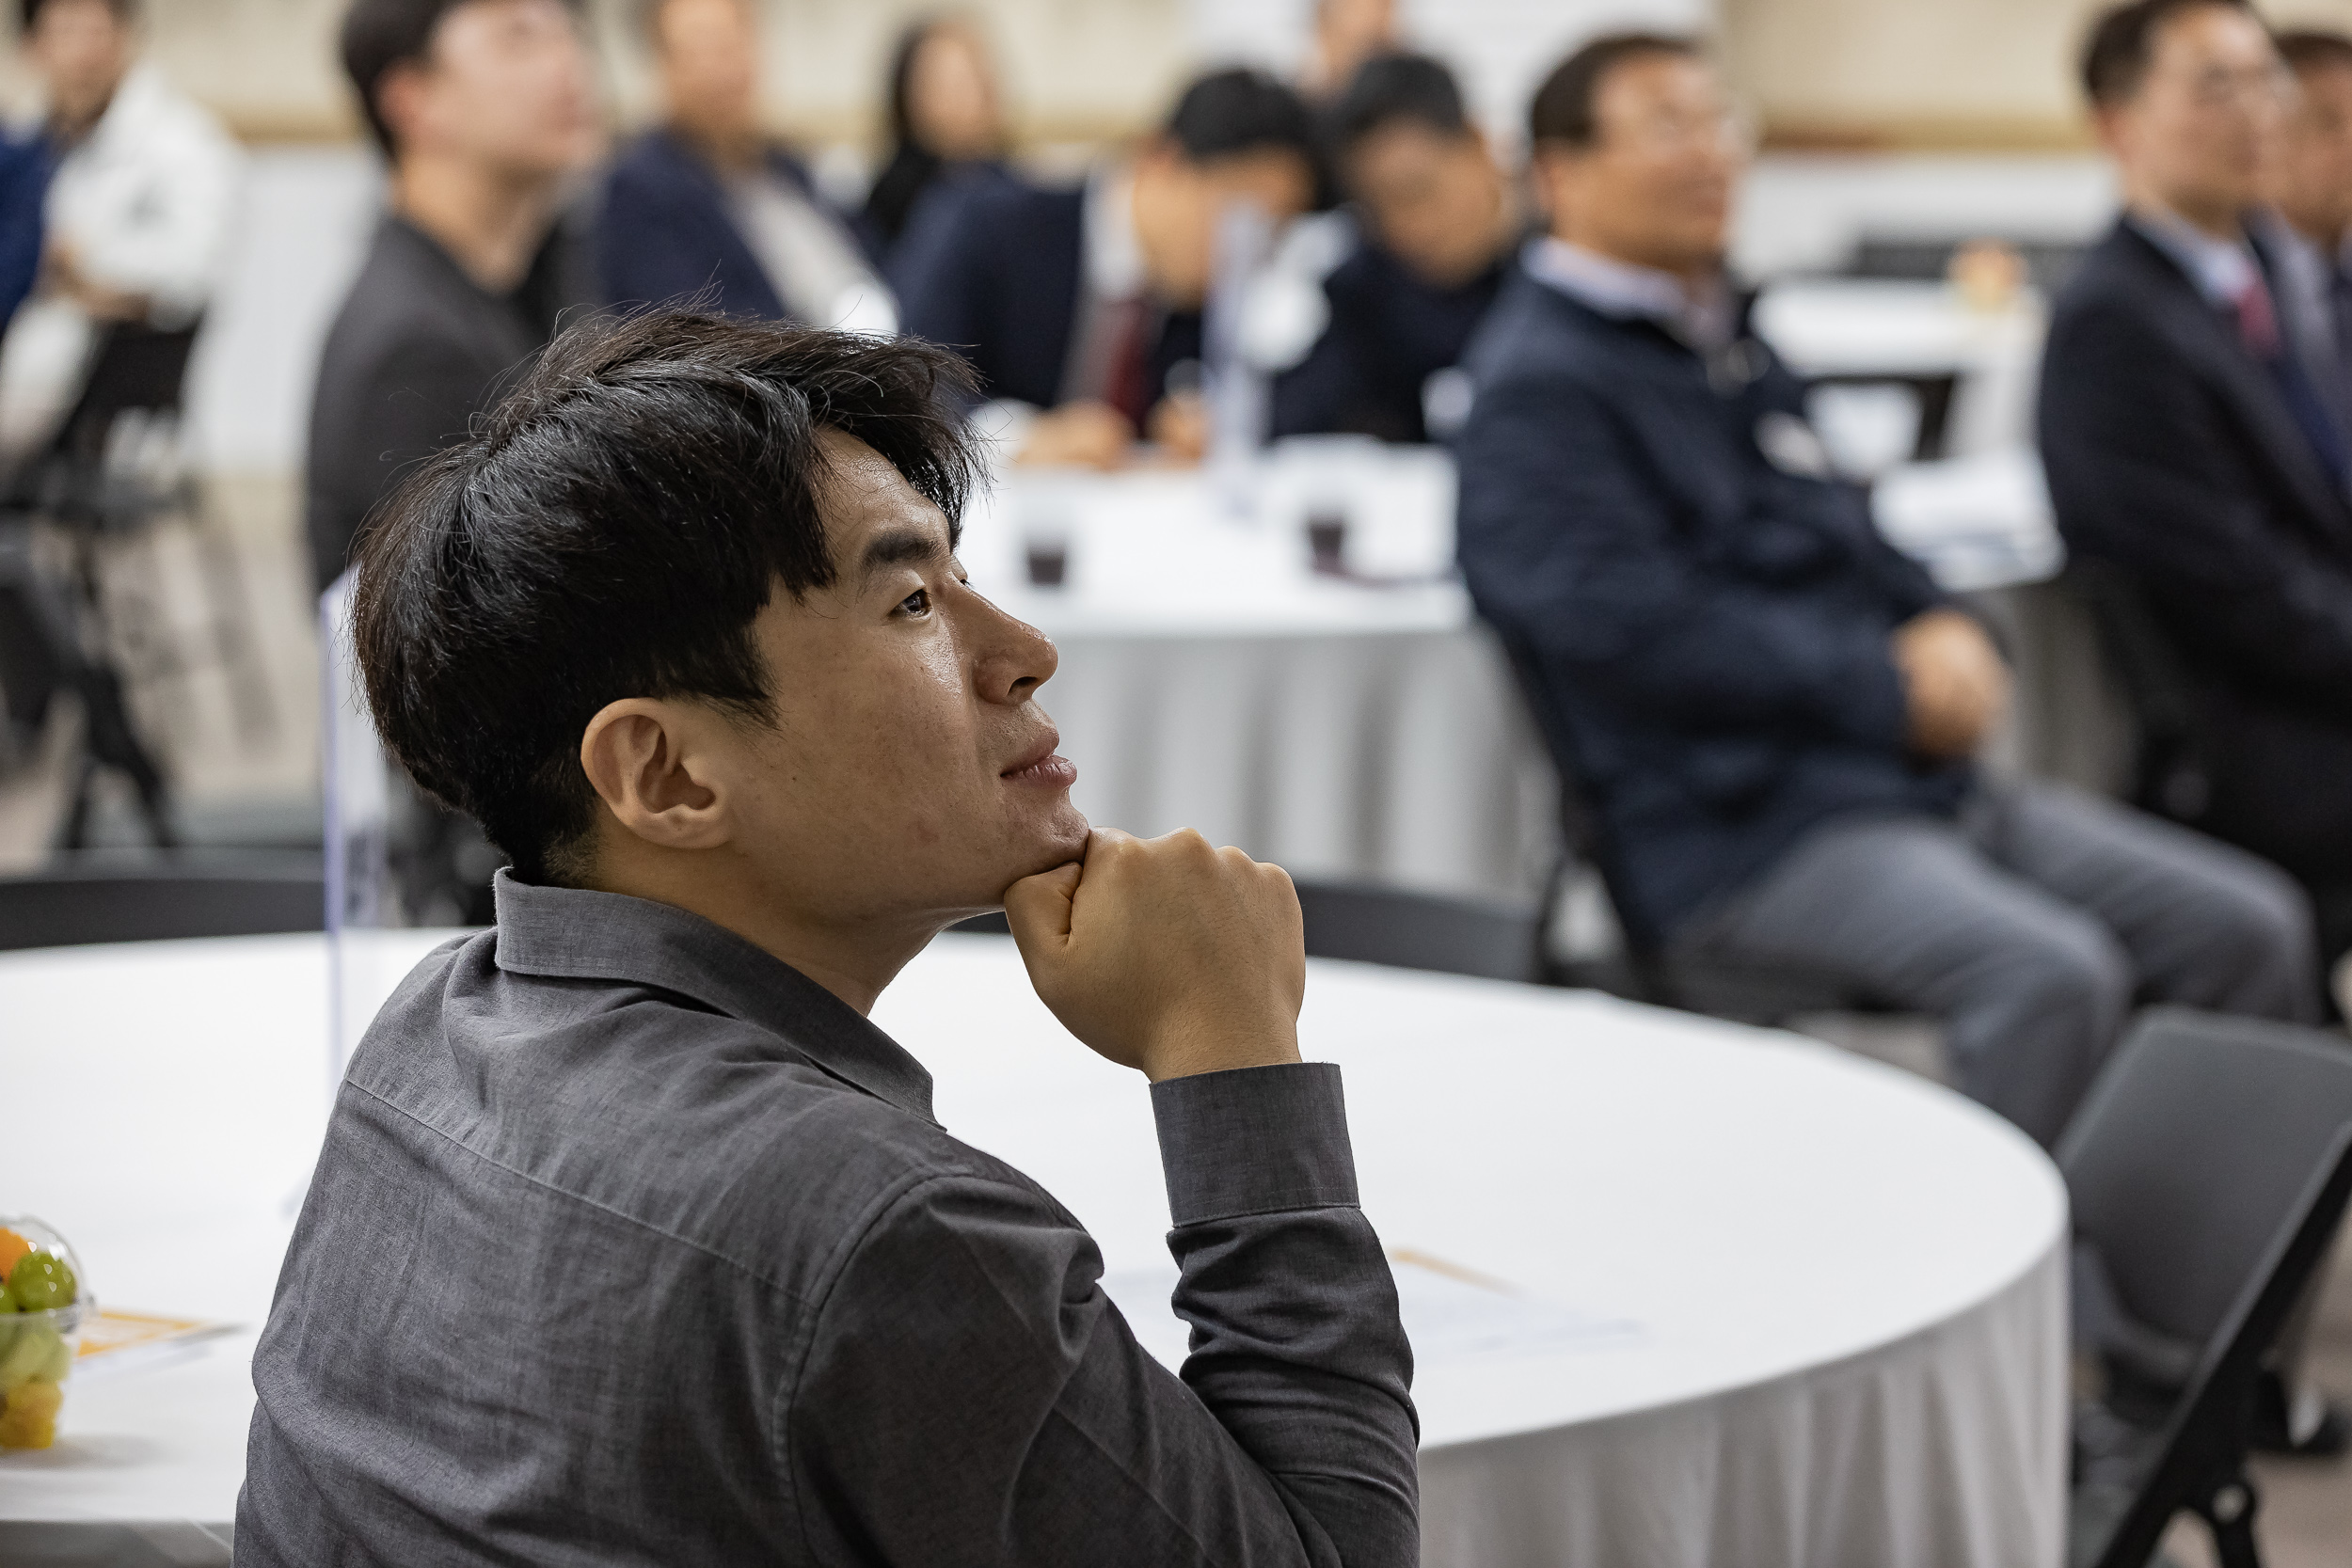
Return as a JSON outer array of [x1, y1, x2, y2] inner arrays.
[[6, 1252, 74, 1311], [0, 1324, 62, 1390]]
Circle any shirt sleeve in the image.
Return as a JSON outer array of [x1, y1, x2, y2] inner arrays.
[[785, 1061, 1418, 1567]]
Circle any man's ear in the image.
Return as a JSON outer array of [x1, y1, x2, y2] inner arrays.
[[579, 698, 733, 852], [375, 62, 432, 155]]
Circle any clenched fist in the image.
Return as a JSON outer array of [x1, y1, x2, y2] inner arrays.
[[1004, 828, 1306, 1083], [1892, 608, 2010, 760]]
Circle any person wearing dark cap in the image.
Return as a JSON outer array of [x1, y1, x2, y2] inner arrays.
[[1271, 52, 1522, 443], [306, 0, 602, 596], [1456, 33, 2316, 1155], [2040, 0, 2352, 978], [896, 67, 1316, 468]]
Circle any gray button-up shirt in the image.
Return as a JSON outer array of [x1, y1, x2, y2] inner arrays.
[[238, 874, 1419, 1565]]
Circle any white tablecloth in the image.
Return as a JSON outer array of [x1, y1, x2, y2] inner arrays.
[[0, 931, 2070, 1567], [964, 451, 1555, 900]]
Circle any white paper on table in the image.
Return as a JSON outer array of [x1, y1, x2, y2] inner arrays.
[[1099, 1251, 1640, 1374]]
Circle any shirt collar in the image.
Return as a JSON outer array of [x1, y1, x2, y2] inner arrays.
[[488, 869, 938, 1123], [1522, 236, 1734, 350], [1085, 165, 1146, 302], [2128, 206, 2260, 308]]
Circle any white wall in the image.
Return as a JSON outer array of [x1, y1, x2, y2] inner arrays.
[[1734, 153, 2117, 278]]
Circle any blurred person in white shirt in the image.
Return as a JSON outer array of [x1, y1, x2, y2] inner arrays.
[[0, 0, 242, 460]]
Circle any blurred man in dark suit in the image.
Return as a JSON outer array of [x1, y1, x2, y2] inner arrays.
[[1457, 33, 2315, 1151], [308, 0, 602, 594], [897, 68, 1315, 469], [2040, 0, 2352, 969], [596, 0, 892, 331], [1271, 53, 1522, 444], [2265, 29, 2352, 436]]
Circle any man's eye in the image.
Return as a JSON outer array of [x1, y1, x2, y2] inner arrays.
[[898, 588, 931, 615]]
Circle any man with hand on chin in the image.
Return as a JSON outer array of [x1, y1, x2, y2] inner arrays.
[[238, 311, 1418, 1566]]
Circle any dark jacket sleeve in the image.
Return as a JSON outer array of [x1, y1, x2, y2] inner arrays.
[[1456, 366, 1912, 751], [894, 194, 1003, 406], [787, 1062, 1418, 1567], [0, 136, 47, 327], [2041, 295, 2352, 712]]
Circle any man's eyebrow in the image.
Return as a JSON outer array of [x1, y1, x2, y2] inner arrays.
[[856, 525, 953, 583]]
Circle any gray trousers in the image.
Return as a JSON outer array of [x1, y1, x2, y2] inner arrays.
[[1673, 782, 2320, 1148]]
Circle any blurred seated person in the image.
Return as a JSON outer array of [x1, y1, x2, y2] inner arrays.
[[310, 0, 602, 596], [0, 0, 240, 463], [598, 0, 893, 333], [239, 310, 1419, 1564], [2261, 29, 2352, 437], [2041, 0, 2352, 966], [1271, 53, 1520, 443], [898, 67, 1315, 468], [860, 14, 1015, 273], [1298, 0, 1397, 101], [1457, 33, 2317, 1150]]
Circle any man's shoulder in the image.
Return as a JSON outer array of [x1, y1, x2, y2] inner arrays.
[[2049, 219, 2185, 328], [340, 939, 1029, 1291], [1461, 271, 1625, 398], [314, 226, 500, 388]]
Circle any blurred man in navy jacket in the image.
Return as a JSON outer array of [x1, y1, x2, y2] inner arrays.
[[897, 68, 1315, 469], [1272, 53, 1521, 444], [1457, 33, 2315, 1148], [2042, 0, 2352, 969], [597, 0, 891, 332]]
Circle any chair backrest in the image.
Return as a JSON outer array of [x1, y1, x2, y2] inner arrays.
[[0, 859, 324, 950], [2077, 1123, 2352, 1568], [2058, 1006, 2352, 1354], [1292, 879, 1543, 984], [54, 321, 200, 465]]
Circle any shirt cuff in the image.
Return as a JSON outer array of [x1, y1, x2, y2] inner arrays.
[[1151, 1061, 1359, 1226]]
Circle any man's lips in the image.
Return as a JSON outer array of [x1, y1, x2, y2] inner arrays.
[[1002, 735, 1077, 787]]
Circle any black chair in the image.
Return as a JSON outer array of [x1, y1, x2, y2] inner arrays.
[[1848, 234, 2091, 299], [1804, 369, 1962, 465], [0, 856, 324, 950], [2060, 1007, 2352, 1567], [950, 880, 1549, 986]]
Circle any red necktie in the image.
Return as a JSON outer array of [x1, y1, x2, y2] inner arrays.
[[2232, 271, 2282, 361], [1102, 298, 1152, 426]]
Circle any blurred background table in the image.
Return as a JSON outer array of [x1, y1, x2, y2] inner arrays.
[[0, 929, 2068, 1568]]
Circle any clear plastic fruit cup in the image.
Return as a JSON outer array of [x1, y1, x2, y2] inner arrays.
[[0, 1216, 89, 1451]]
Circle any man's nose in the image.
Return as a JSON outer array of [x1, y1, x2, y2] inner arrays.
[[973, 598, 1059, 705]]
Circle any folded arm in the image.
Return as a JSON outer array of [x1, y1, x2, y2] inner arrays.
[[790, 1064, 1417, 1566]]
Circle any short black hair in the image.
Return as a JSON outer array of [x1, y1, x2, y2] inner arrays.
[[1164, 66, 1315, 165], [340, 0, 580, 159], [352, 311, 982, 883], [1529, 32, 1702, 150], [1330, 52, 1471, 153], [18, 0, 136, 33], [2277, 26, 2352, 76], [2080, 0, 2256, 106]]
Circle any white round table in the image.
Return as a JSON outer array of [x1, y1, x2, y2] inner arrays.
[[0, 931, 2070, 1568]]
